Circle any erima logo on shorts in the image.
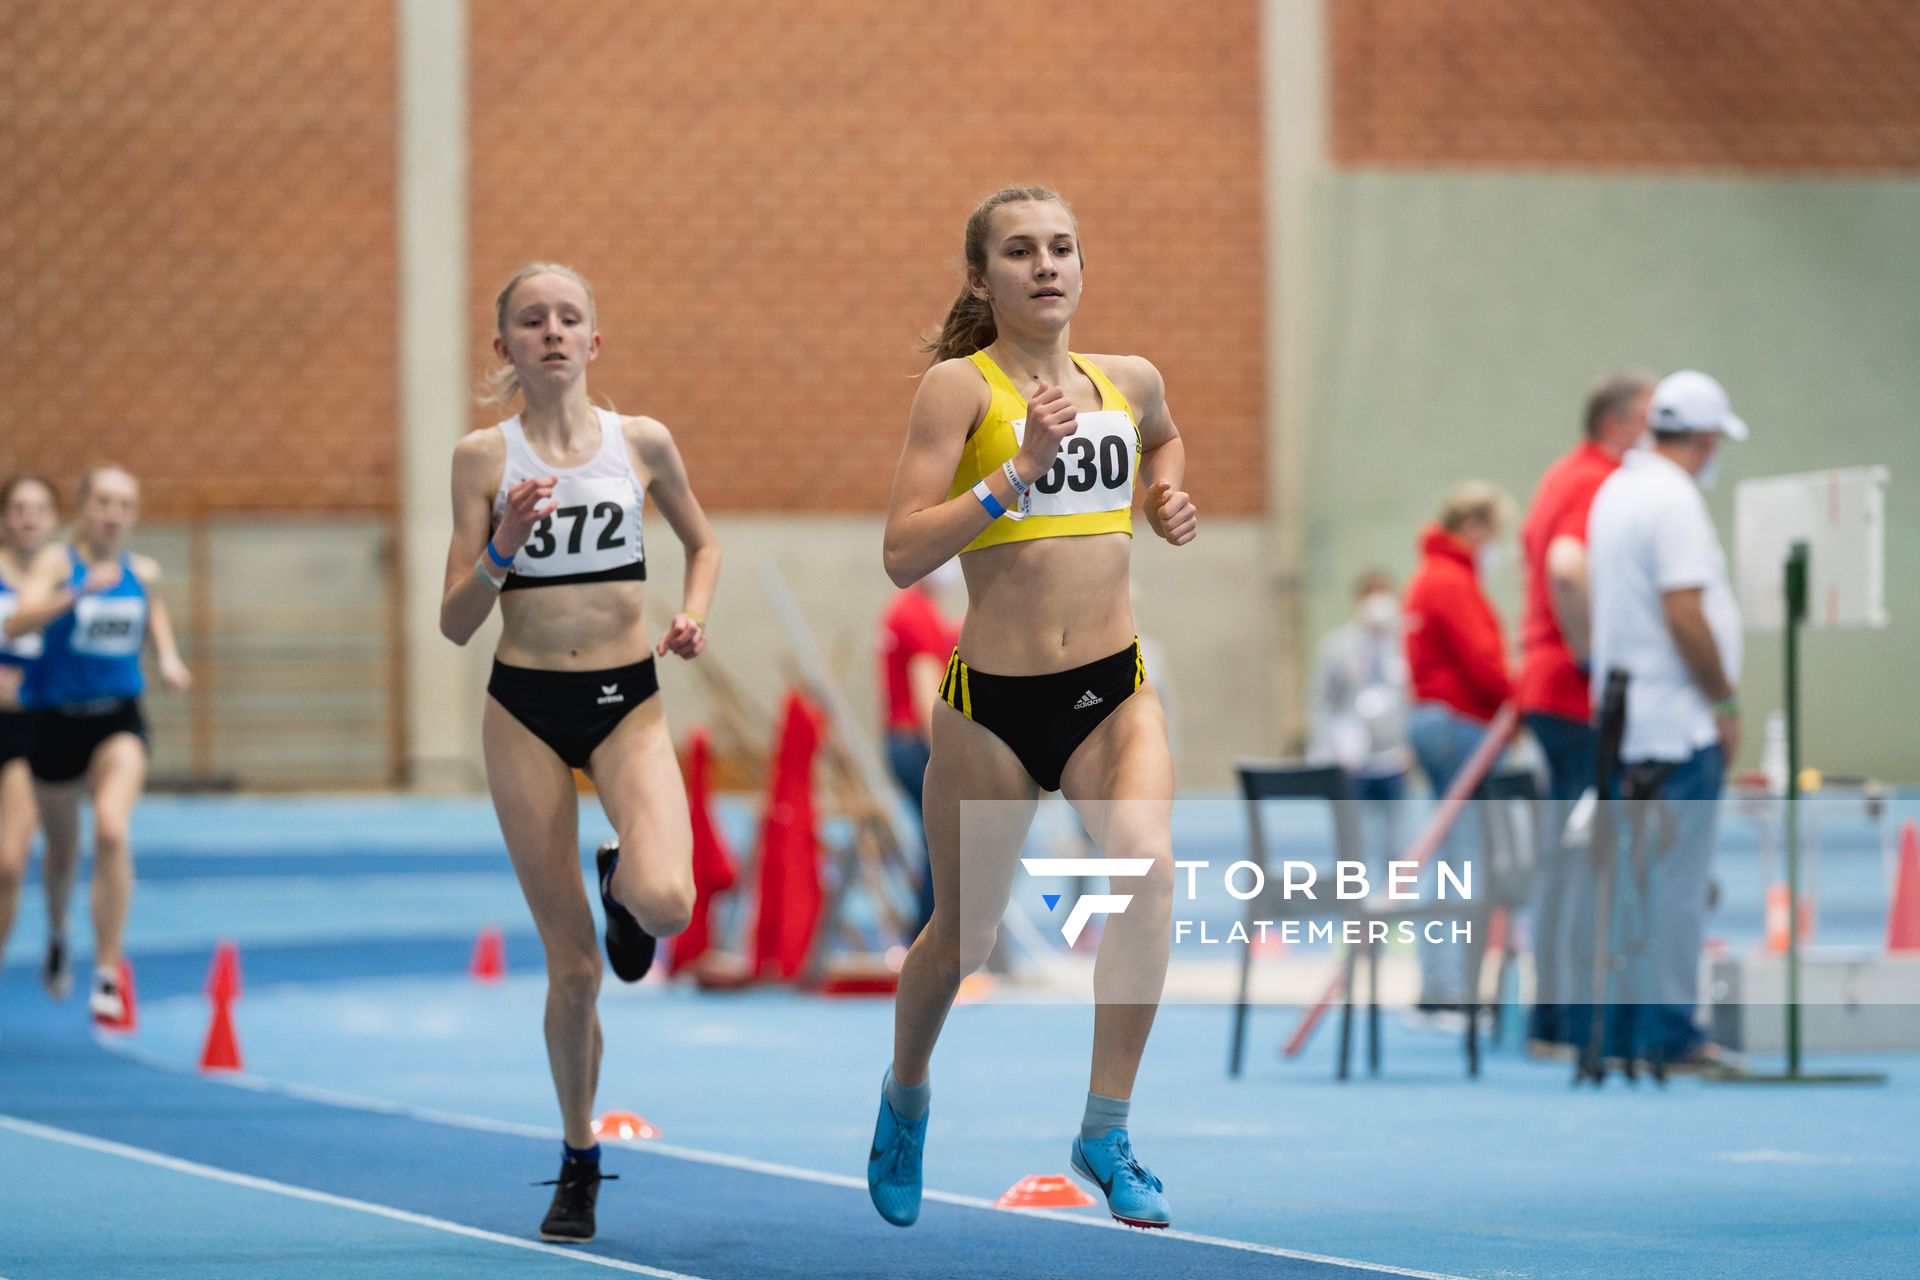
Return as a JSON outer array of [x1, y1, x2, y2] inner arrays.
[[597, 683, 623, 706], [1020, 858, 1155, 945]]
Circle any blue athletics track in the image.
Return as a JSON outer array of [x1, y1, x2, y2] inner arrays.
[[1, 797, 1915, 1279]]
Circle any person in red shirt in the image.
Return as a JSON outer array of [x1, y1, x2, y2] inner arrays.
[[1402, 481, 1513, 1012], [878, 563, 960, 937], [1516, 371, 1651, 1051]]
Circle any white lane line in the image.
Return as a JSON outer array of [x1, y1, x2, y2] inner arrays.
[[0, 1114, 707, 1280], [101, 1039, 1477, 1279]]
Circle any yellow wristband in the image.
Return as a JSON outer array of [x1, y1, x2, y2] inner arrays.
[[684, 609, 705, 627]]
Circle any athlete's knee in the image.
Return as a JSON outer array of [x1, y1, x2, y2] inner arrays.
[[547, 948, 602, 1005], [93, 818, 132, 860], [952, 919, 999, 979], [629, 875, 695, 938], [1121, 849, 1176, 921], [913, 910, 981, 984]]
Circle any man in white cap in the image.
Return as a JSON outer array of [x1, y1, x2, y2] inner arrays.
[[1576, 370, 1747, 1072]]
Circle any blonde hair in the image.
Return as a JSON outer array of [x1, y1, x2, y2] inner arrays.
[[78, 464, 137, 505], [923, 185, 1080, 365], [1437, 481, 1515, 535], [477, 262, 599, 408]]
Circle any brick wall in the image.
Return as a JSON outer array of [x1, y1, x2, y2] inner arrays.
[[1332, 0, 1920, 171], [0, 2, 398, 518], [468, 0, 1268, 514]]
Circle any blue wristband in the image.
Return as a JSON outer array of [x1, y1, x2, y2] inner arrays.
[[485, 540, 515, 569], [971, 479, 1005, 520]]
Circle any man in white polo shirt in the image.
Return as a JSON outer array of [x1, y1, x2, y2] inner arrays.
[[1580, 370, 1746, 1071]]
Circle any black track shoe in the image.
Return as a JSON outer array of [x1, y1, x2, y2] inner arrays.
[[596, 839, 657, 983], [538, 1162, 618, 1242]]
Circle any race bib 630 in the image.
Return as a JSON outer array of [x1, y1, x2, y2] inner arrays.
[[1008, 409, 1138, 520]]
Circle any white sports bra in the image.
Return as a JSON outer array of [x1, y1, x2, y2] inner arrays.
[[490, 409, 647, 590]]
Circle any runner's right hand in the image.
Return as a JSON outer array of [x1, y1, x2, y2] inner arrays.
[[492, 477, 558, 557], [79, 561, 123, 595], [1013, 382, 1078, 483]]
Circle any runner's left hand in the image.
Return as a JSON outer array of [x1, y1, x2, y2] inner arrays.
[[657, 614, 706, 660], [1146, 479, 1197, 546]]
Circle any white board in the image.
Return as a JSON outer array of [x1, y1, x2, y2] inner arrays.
[[1735, 467, 1889, 633]]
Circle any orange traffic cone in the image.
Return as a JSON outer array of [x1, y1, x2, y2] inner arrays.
[[1887, 820, 1920, 953], [995, 1174, 1096, 1209], [470, 926, 506, 981], [1765, 884, 1815, 952], [199, 998, 242, 1072], [591, 1110, 660, 1141], [96, 957, 138, 1034]]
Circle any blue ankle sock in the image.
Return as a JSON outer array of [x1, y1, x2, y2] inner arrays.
[[883, 1067, 930, 1122], [1081, 1092, 1129, 1142], [563, 1141, 601, 1166]]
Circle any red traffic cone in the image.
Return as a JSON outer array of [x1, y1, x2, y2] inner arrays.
[[1887, 820, 1920, 953], [470, 926, 506, 981], [206, 940, 242, 1004], [96, 957, 138, 1034], [198, 997, 243, 1073]]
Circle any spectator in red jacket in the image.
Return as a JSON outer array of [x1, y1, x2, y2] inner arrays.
[[1402, 481, 1514, 1014], [1516, 371, 1650, 1051]]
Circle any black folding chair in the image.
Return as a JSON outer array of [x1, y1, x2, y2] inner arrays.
[[1226, 762, 1358, 1078], [1229, 761, 1542, 1081]]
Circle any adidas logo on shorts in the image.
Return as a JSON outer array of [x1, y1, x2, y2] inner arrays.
[[1073, 690, 1102, 711], [597, 683, 624, 706]]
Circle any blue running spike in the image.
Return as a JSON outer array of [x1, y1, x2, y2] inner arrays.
[[1043, 894, 1061, 911], [1071, 1129, 1171, 1229]]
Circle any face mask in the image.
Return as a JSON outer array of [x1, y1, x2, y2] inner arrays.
[[1696, 448, 1721, 491], [1476, 542, 1507, 578], [1361, 592, 1399, 633]]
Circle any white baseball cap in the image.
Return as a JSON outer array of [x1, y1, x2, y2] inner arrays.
[[1649, 370, 1748, 441]]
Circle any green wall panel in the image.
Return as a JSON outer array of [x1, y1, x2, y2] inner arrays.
[[1306, 173, 1918, 781]]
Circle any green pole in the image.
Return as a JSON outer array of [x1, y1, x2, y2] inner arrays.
[[1784, 541, 1808, 1078], [1710, 539, 1878, 1085]]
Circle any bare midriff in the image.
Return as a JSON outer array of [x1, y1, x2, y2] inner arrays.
[[494, 579, 651, 670], [956, 532, 1134, 675]]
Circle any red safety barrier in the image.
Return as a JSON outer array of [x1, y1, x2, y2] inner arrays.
[[750, 691, 826, 981], [669, 728, 741, 977]]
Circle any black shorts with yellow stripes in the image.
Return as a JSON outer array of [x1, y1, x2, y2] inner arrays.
[[938, 640, 1146, 793]]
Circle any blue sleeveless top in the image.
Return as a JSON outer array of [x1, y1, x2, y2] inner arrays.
[[22, 549, 148, 708], [0, 566, 45, 668]]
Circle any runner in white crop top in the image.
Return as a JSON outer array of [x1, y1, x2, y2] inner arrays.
[[490, 407, 647, 589], [438, 264, 722, 1244]]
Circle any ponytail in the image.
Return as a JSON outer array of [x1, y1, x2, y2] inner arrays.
[[922, 288, 997, 364]]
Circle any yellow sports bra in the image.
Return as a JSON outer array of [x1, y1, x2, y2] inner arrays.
[[948, 350, 1141, 554]]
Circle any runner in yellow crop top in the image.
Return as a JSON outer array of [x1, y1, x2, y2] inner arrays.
[[869, 186, 1198, 1233]]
